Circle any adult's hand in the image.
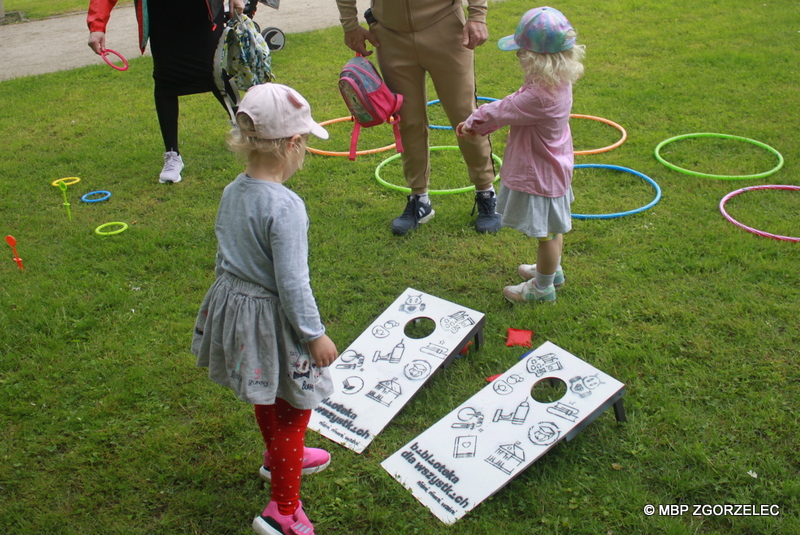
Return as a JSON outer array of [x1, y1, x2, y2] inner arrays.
[[344, 26, 380, 56], [461, 21, 488, 50], [231, 0, 245, 14], [88, 31, 106, 55]]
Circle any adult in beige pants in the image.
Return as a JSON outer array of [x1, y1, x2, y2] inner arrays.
[[337, 0, 501, 235]]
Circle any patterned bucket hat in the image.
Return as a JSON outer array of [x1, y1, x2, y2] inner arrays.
[[497, 6, 576, 53]]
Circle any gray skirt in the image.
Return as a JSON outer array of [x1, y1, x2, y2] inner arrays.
[[496, 183, 575, 238], [191, 272, 333, 409]]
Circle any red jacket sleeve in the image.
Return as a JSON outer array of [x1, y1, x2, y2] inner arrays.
[[87, 0, 118, 33]]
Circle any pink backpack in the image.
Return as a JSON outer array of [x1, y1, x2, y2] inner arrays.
[[338, 55, 404, 161]]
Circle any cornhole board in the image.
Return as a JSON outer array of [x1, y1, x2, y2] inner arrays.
[[309, 288, 485, 454], [381, 341, 626, 524]]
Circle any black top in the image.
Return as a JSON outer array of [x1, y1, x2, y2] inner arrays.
[[148, 0, 225, 95]]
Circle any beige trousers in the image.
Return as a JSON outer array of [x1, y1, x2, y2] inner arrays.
[[372, 13, 496, 194]]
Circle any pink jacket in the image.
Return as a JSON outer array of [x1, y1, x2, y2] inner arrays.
[[464, 82, 574, 198]]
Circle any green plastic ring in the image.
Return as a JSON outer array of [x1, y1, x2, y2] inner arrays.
[[95, 222, 129, 236], [375, 146, 503, 195], [654, 133, 784, 180]]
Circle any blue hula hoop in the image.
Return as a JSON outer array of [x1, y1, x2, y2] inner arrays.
[[572, 164, 662, 220], [82, 190, 112, 203], [427, 97, 499, 130]]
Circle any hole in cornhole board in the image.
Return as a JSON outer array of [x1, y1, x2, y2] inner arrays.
[[404, 317, 437, 339], [531, 377, 567, 404], [309, 288, 486, 454]]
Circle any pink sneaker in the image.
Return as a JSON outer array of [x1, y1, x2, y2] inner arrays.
[[259, 447, 331, 482], [253, 500, 314, 535]]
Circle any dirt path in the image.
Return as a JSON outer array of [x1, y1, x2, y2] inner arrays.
[[0, 2, 344, 82]]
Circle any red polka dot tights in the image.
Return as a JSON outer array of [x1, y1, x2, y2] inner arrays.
[[254, 398, 311, 516]]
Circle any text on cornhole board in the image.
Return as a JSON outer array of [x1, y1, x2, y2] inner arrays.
[[309, 288, 485, 453], [381, 341, 625, 524]]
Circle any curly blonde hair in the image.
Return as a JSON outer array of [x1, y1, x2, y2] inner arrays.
[[227, 113, 308, 169], [517, 30, 586, 88]]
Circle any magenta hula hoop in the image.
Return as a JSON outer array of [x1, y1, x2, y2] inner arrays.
[[719, 185, 800, 242]]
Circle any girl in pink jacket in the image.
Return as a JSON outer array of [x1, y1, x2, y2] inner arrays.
[[457, 6, 585, 304]]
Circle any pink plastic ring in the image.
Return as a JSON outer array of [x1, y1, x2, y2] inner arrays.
[[719, 185, 800, 242], [101, 49, 129, 71]]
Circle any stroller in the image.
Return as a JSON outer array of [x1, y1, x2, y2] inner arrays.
[[242, 0, 286, 51]]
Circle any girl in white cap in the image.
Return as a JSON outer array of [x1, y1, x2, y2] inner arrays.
[[457, 7, 585, 304], [191, 83, 335, 535]]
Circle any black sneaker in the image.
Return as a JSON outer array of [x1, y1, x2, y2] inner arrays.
[[473, 190, 502, 234], [391, 195, 434, 236]]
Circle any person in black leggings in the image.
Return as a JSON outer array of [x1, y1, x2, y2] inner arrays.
[[88, 0, 244, 183]]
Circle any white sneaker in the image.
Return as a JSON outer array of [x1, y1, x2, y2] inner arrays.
[[518, 264, 565, 288], [159, 151, 184, 183], [503, 280, 556, 304]]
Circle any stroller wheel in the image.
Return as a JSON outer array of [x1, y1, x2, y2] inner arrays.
[[262, 27, 286, 51]]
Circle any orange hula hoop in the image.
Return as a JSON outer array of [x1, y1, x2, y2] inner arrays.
[[306, 116, 397, 157], [571, 114, 628, 155]]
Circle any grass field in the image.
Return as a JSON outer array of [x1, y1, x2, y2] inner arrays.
[[1, 0, 798, 534], [2, 1, 132, 20]]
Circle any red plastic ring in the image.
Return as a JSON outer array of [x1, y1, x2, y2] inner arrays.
[[101, 49, 129, 71]]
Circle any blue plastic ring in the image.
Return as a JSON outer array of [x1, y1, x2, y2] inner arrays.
[[572, 164, 662, 220], [427, 97, 499, 130], [82, 190, 112, 203]]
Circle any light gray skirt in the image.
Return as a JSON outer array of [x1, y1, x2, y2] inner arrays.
[[191, 272, 333, 409], [496, 183, 575, 238]]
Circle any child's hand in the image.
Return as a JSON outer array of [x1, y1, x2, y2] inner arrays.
[[309, 334, 338, 368], [456, 122, 476, 139]]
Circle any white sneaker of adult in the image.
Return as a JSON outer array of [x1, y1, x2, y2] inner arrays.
[[159, 151, 184, 184]]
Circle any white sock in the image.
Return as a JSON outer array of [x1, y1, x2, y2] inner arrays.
[[535, 270, 555, 290], [416, 193, 430, 204], [476, 185, 495, 194]]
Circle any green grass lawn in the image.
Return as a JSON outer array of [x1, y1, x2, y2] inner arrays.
[[3, 0, 132, 20], [1, 0, 798, 533]]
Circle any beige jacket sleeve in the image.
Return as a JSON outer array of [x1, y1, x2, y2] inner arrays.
[[336, 0, 361, 33], [466, 0, 488, 24]]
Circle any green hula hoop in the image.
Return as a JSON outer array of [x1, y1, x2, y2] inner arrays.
[[654, 133, 784, 180], [95, 222, 129, 236], [375, 146, 503, 195]]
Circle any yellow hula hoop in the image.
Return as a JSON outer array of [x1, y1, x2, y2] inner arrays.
[[95, 222, 129, 236], [306, 116, 397, 157], [571, 114, 628, 155], [52, 177, 81, 187]]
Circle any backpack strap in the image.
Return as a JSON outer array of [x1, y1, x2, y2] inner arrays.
[[389, 94, 404, 154], [389, 116, 403, 154], [213, 20, 239, 122], [349, 119, 361, 161]]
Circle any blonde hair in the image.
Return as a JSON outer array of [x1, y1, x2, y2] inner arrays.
[[227, 113, 308, 169], [517, 31, 586, 88]]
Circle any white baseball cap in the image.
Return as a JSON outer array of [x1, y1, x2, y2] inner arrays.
[[237, 83, 329, 140]]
